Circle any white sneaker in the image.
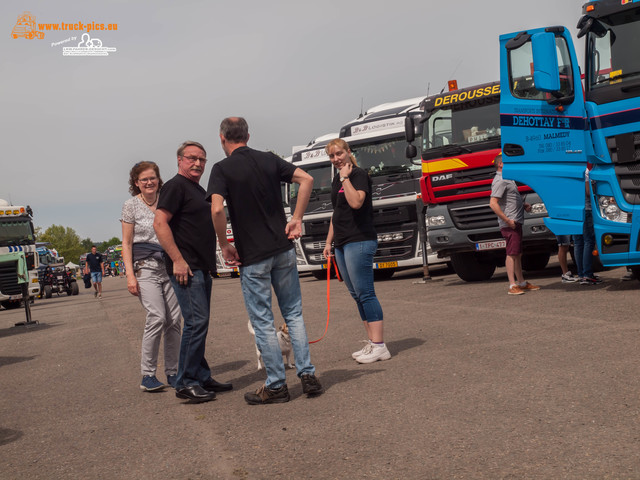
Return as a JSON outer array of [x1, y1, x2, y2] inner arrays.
[[561, 271, 579, 283], [351, 340, 372, 359], [355, 343, 391, 364]]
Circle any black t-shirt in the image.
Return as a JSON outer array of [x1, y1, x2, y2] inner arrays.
[[206, 146, 296, 266], [157, 174, 217, 275], [330, 166, 376, 248], [86, 252, 103, 272]]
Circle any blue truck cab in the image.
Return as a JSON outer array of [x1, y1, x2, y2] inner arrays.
[[499, 0, 640, 271]]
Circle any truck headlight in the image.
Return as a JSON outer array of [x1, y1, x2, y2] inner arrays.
[[427, 215, 446, 226], [377, 232, 404, 243], [598, 196, 629, 223], [529, 202, 547, 215]]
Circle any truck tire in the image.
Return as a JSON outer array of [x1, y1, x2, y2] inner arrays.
[[44, 285, 52, 299], [71, 282, 79, 295], [449, 252, 496, 282], [522, 252, 551, 272], [1, 301, 21, 310], [373, 269, 395, 281], [630, 265, 640, 281], [312, 270, 332, 281]]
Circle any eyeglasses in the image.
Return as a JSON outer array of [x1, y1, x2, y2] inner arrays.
[[134, 161, 157, 167], [138, 176, 158, 184], [181, 155, 207, 163]]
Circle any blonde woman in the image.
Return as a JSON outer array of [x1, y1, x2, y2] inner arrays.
[[322, 139, 390, 364]]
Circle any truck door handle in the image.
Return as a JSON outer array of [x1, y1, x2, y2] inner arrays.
[[503, 144, 524, 156]]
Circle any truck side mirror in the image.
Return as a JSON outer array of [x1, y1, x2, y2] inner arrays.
[[531, 32, 561, 93], [405, 144, 417, 160], [405, 116, 415, 143]]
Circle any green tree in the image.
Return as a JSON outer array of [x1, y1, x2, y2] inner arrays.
[[39, 225, 84, 264], [80, 238, 94, 253], [96, 236, 121, 252]]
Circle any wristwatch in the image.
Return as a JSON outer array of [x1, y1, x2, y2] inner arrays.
[[340, 176, 348, 182]]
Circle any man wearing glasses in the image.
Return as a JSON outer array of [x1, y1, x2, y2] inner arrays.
[[154, 140, 233, 403]]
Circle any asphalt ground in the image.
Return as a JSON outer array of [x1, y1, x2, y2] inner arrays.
[[1, 261, 639, 479]]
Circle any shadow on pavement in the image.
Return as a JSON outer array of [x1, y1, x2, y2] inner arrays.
[[0, 428, 22, 447], [0, 322, 58, 339], [0, 355, 37, 368], [386, 337, 426, 356], [318, 368, 383, 392]]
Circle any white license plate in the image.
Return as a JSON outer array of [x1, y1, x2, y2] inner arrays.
[[475, 240, 506, 251], [9, 294, 22, 300]]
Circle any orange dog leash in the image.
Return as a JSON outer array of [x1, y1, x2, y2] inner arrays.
[[308, 255, 338, 344]]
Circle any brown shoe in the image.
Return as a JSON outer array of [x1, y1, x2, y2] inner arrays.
[[508, 285, 525, 295], [244, 384, 290, 405], [521, 282, 540, 291]]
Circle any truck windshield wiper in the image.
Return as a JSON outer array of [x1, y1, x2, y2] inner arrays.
[[426, 144, 472, 156], [593, 71, 640, 86]]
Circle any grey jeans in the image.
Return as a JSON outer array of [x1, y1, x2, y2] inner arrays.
[[136, 261, 182, 377]]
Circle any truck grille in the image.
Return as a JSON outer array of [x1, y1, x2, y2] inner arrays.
[[0, 261, 22, 296], [449, 203, 498, 230], [607, 131, 640, 204], [433, 166, 496, 200]]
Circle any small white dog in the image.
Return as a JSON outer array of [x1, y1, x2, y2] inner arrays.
[[247, 320, 294, 370]]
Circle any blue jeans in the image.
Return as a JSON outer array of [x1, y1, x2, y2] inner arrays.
[[240, 248, 314, 389], [334, 240, 383, 322], [170, 270, 212, 388], [573, 210, 595, 278]]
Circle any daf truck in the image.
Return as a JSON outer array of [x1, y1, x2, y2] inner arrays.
[[405, 82, 557, 281]]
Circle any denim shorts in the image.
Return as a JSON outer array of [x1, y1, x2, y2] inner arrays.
[[556, 235, 572, 246], [90, 271, 103, 283]]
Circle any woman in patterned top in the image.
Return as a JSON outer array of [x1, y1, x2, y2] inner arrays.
[[121, 161, 182, 392]]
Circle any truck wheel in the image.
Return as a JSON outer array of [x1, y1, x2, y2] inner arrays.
[[44, 285, 52, 299], [630, 265, 640, 281], [71, 282, 79, 295], [522, 252, 551, 272], [373, 269, 395, 281], [449, 252, 496, 282], [312, 270, 332, 281], [1, 301, 21, 310]]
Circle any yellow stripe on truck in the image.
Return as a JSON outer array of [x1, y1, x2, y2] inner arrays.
[[422, 158, 469, 174]]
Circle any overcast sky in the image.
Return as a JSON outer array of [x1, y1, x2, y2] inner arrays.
[[1, 0, 585, 245]]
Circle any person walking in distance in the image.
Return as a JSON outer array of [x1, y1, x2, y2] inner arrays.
[[154, 141, 233, 403], [322, 138, 390, 364], [489, 153, 541, 295], [208, 117, 323, 405], [121, 161, 182, 392], [84, 246, 105, 299]]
